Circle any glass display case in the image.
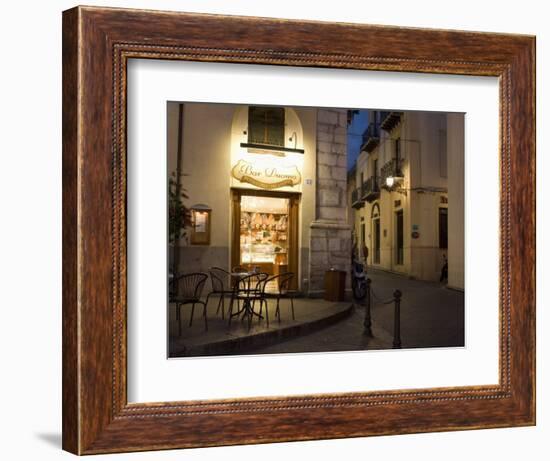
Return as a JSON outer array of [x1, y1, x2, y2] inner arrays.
[[240, 211, 288, 266]]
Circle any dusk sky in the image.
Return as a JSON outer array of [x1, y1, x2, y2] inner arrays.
[[347, 109, 369, 171]]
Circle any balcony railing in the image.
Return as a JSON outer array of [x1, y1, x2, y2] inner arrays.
[[380, 111, 403, 132], [361, 176, 380, 202], [360, 123, 381, 153], [379, 110, 391, 122], [351, 187, 364, 209], [380, 158, 405, 187]]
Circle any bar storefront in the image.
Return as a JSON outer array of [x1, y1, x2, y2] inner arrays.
[[168, 102, 351, 295]]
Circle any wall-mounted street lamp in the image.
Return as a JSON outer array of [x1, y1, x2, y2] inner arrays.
[[384, 137, 404, 190], [385, 175, 404, 189], [386, 176, 405, 189]]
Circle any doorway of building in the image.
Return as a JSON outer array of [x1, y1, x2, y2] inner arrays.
[[231, 189, 299, 288], [396, 209, 404, 265], [371, 202, 381, 265], [372, 218, 380, 264]]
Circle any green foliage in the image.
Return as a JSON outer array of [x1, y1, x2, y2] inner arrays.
[[168, 172, 192, 243]]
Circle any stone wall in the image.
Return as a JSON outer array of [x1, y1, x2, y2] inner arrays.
[[308, 109, 352, 293]]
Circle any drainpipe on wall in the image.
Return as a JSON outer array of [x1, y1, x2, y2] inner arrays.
[[173, 103, 184, 278]]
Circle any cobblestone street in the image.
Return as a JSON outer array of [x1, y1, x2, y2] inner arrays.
[[247, 268, 464, 355], [367, 268, 464, 349]]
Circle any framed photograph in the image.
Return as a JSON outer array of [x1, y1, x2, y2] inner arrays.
[[62, 5, 535, 455]]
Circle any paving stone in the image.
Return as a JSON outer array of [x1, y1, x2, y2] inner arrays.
[[243, 269, 464, 355]]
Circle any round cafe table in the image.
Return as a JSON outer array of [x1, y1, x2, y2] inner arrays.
[[228, 271, 265, 323]]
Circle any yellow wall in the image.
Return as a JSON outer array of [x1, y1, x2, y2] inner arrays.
[[167, 102, 317, 288], [354, 111, 462, 287], [447, 113, 465, 290]]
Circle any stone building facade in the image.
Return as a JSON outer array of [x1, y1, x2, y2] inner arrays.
[[168, 103, 351, 297], [349, 110, 464, 290], [308, 109, 351, 293]]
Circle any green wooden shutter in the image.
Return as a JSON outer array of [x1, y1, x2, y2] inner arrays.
[[248, 106, 285, 146]]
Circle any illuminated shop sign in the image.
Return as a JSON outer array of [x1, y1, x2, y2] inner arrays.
[[231, 159, 302, 189]]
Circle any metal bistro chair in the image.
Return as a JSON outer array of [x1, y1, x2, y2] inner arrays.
[[228, 272, 269, 330], [230, 266, 248, 292], [171, 272, 209, 334], [205, 267, 234, 319], [264, 272, 296, 323]]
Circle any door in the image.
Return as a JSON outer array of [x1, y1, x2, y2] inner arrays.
[[396, 209, 404, 265], [439, 207, 448, 249], [373, 218, 380, 264], [231, 189, 300, 289]]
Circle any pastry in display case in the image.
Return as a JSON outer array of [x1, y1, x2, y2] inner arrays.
[[240, 210, 288, 268]]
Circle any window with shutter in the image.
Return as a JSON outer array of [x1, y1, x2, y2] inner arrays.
[[248, 106, 285, 147]]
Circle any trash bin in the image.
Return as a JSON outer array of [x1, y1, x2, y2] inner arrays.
[[324, 269, 346, 302]]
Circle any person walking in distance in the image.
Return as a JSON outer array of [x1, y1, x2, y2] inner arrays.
[[362, 243, 369, 266]]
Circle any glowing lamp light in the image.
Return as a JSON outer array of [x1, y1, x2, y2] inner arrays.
[[385, 176, 403, 189]]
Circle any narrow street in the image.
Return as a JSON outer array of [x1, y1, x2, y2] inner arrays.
[[367, 268, 464, 349], [248, 268, 464, 354]]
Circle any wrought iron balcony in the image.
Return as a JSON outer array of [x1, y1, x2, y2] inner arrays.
[[360, 123, 381, 153], [361, 176, 380, 203], [379, 110, 391, 122], [380, 111, 403, 132], [351, 187, 364, 209], [380, 158, 405, 188]]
